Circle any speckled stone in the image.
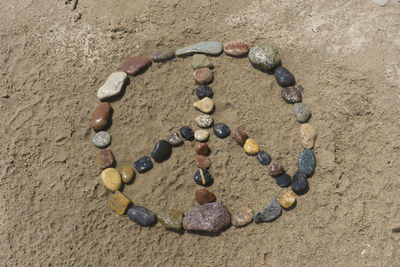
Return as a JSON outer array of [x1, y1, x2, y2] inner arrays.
[[194, 68, 213, 84], [96, 149, 114, 169], [231, 207, 253, 227], [231, 130, 248, 145], [223, 40, 249, 57], [194, 130, 210, 142], [213, 123, 231, 138], [291, 171, 309, 195], [195, 189, 216, 205], [257, 151, 271, 165], [195, 143, 209, 155], [122, 56, 151, 75], [248, 43, 281, 72], [91, 102, 111, 131], [269, 163, 285, 177], [183, 202, 230, 232], [97, 72, 127, 100], [121, 166, 135, 184], [279, 191, 296, 209], [281, 87, 302, 104], [101, 168, 122, 191], [275, 173, 292, 187], [298, 149, 316, 176], [176, 41, 223, 56], [192, 54, 213, 69], [293, 103, 312, 123], [134, 156, 153, 173], [254, 198, 282, 223], [274, 66, 296, 87], [93, 131, 111, 148], [195, 155, 211, 168], [151, 140, 172, 163], [193, 168, 213, 186], [196, 85, 214, 99], [196, 114, 213, 128], [110, 191, 131, 215], [157, 209, 183, 231], [300, 123, 316, 149], [194, 97, 214, 113], [244, 138, 260, 155], [151, 48, 175, 62], [180, 126, 194, 141], [127, 205, 156, 226], [167, 133, 183, 147]]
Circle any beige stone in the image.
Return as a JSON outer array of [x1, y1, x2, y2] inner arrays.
[[101, 168, 122, 191], [194, 130, 210, 142], [243, 138, 260, 155], [110, 191, 131, 215], [193, 97, 214, 113], [279, 191, 296, 209], [300, 123, 316, 149], [231, 207, 253, 227]]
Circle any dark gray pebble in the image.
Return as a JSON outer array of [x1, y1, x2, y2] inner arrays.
[[127, 205, 156, 226], [151, 140, 172, 163], [213, 123, 231, 138], [291, 171, 309, 195], [293, 103, 312, 123], [254, 198, 282, 223], [298, 149, 316, 176], [194, 168, 213, 186], [257, 151, 271, 165], [134, 156, 153, 173], [180, 126, 194, 141], [196, 85, 214, 99], [275, 173, 291, 187], [274, 66, 296, 87]]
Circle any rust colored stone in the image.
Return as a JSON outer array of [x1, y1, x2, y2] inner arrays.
[[269, 163, 285, 177], [223, 40, 249, 56], [90, 102, 111, 131], [231, 129, 248, 145], [195, 189, 216, 205], [195, 143, 209, 155], [96, 150, 115, 169], [194, 68, 213, 84], [122, 56, 151, 75], [195, 155, 211, 169]]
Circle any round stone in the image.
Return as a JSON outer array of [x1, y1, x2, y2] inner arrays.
[[194, 68, 213, 84], [213, 123, 231, 138], [151, 140, 172, 163], [122, 56, 152, 75], [194, 130, 210, 142], [231, 129, 248, 145], [127, 205, 156, 226], [293, 103, 312, 123], [196, 114, 213, 128], [195, 143, 209, 155], [196, 85, 214, 99], [291, 171, 309, 195], [193, 97, 214, 113], [281, 87, 302, 104], [231, 207, 253, 227], [279, 191, 296, 209], [151, 48, 175, 62], [93, 131, 111, 148], [243, 138, 260, 155], [134, 156, 153, 173], [180, 126, 194, 141], [300, 123, 316, 149], [192, 54, 213, 70], [248, 43, 281, 72], [121, 165, 135, 184], [97, 72, 127, 100], [195, 155, 211, 168], [96, 149, 115, 169], [254, 198, 282, 223], [157, 209, 183, 231], [100, 168, 122, 191], [182, 202, 230, 232], [269, 163, 285, 177], [195, 189, 216, 205], [91, 102, 111, 131], [257, 151, 271, 165], [298, 149, 316, 176], [223, 40, 249, 57], [167, 133, 183, 147], [275, 173, 292, 187], [274, 66, 296, 87], [193, 168, 213, 186]]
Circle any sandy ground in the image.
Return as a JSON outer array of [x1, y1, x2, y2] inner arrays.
[[1, 0, 399, 266]]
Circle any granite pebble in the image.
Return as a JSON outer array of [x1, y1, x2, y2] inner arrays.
[[274, 66, 296, 87], [298, 149, 316, 176], [254, 198, 282, 223], [279, 191, 296, 209], [96, 149, 114, 169], [167, 133, 183, 147], [223, 40, 249, 57], [281, 87, 302, 104], [182, 202, 230, 232], [127, 205, 156, 226], [248, 43, 281, 71], [93, 131, 111, 148], [134, 156, 153, 173], [269, 163, 284, 177], [196, 114, 213, 128], [293, 103, 312, 123], [231, 207, 253, 227], [291, 171, 309, 195], [194, 68, 213, 84]]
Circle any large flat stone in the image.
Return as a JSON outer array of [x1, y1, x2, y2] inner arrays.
[[176, 41, 222, 56]]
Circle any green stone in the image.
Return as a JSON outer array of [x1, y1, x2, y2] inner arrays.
[[192, 54, 213, 70], [157, 209, 183, 231], [175, 41, 222, 56]]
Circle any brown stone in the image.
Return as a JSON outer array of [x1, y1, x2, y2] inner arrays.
[[122, 56, 151, 75], [231, 207, 253, 227], [90, 102, 111, 131], [96, 150, 114, 169], [195, 155, 211, 168], [269, 163, 284, 177], [195, 143, 209, 155], [231, 129, 248, 145], [223, 40, 249, 57], [194, 68, 213, 84], [300, 123, 317, 149], [110, 191, 131, 215], [121, 165, 135, 184], [195, 189, 216, 205], [279, 190, 296, 209], [281, 87, 302, 104]]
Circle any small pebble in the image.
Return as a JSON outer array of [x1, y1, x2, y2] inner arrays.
[[193, 97, 214, 113], [127, 205, 156, 226], [195, 143, 209, 155], [91, 102, 111, 131], [223, 40, 249, 57], [97, 72, 127, 100], [291, 171, 309, 194], [192, 54, 213, 69], [157, 209, 183, 231], [275, 173, 292, 187], [274, 66, 296, 87], [371, 0, 389, 6], [180, 126, 194, 141], [196, 85, 214, 99], [120, 166, 134, 183], [175, 41, 223, 56], [182, 202, 230, 232], [195, 155, 211, 168], [101, 168, 122, 191], [193, 168, 213, 186], [281, 87, 302, 104], [151, 48, 175, 62], [93, 131, 111, 148], [96, 149, 115, 169], [122, 56, 152, 75], [195, 189, 216, 205], [194, 68, 213, 84], [151, 140, 172, 163], [231, 207, 253, 227], [293, 103, 312, 123], [254, 198, 282, 223], [213, 123, 231, 138], [279, 191, 296, 209], [269, 163, 285, 177], [243, 138, 260, 155], [167, 133, 183, 147], [298, 149, 316, 176], [196, 114, 213, 128], [134, 156, 153, 173], [257, 151, 271, 165], [110, 191, 131, 215], [300, 123, 316, 149], [231, 129, 248, 145], [194, 130, 210, 142], [248, 43, 281, 72]]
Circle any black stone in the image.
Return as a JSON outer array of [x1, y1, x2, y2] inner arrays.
[[298, 149, 316, 176], [275, 173, 291, 187], [196, 85, 214, 99], [257, 151, 271, 165], [151, 140, 172, 163], [274, 66, 296, 87], [213, 123, 231, 138], [291, 171, 309, 195], [180, 126, 194, 141], [127, 206, 156, 226], [194, 168, 213, 186], [134, 156, 153, 173]]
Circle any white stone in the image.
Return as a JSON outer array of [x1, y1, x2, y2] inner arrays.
[[196, 114, 213, 128], [194, 130, 210, 142], [371, 0, 389, 6], [97, 72, 127, 100], [193, 97, 214, 113]]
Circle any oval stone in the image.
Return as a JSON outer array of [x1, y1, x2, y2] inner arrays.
[[269, 163, 284, 177], [134, 156, 153, 173], [151, 48, 175, 62], [244, 138, 260, 155], [281, 87, 302, 104], [213, 123, 231, 138], [175, 41, 223, 56], [192, 54, 213, 70], [151, 140, 172, 163], [101, 168, 122, 191], [196, 85, 214, 99], [96, 149, 115, 169], [298, 149, 316, 176], [127, 205, 156, 226], [193, 97, 214, 113], [293, 103, 312, 123], [231, 207, 253, 227], [231, 129, 248, 145], [182, 202, 230, 232], [257, 151, 271, 165], [121, 165, 135, 183], [279, 191, 296, 209], [194, 68, 213, 84], [194, 130, 210, 142], [195, 143, 209, 155], [180, 126, 194, 141], [97, 72, 127, 100], [196, 114, 213, 128], [275, 173, 292, 187], [93, 131, 111, 148], [122, 56, 152, 75], [223, 40, 249, 57], [248, 43, 281, 72], [167, 133, 183, 147], [291, 171, 309, 195], [254, 198, 282, 223], [91, 102, 111, 131], [300, 123, 316, 149], [193, 168, 213, 186], [195, 189, 216, 205], [157, 209, 183, 231], [195, 155, 211, 168], [274, 66, 296, 87]]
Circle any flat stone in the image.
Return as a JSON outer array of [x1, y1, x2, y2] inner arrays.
[[157, 209, 183, 231], [275, 173, 292, 187], [248, 43, 281, 72], [151, 140, 172, 163], [192, 54, 213, 70], [134, 156, 153, 173], [300, 123, 316, 149], [291, 171, 309, 195], [293, 103, 312, 123], [195, 189, 216, 205], [196, 114, 213, 128], [371, 0, 389, 6], [175, 41, 223, 56], [101, 168, 122, 191], [257, 151, 271, 165], [97, 72, 127, 100], [194, 130, 210, 142], [127, 205, 156, 226], [254, 198, 282, 223], [167, 133, 183, 147], [193, 97, 214, 113], [110, 191, 131, 215], [279, 191, 296, 209], [196, 85, 214, 99], [244, 138, 260, 155], [281, 87, 302, 104], [122, 56, 151, 75], [93, 131, 111, 148], [274, 66, 296, 87], [231, 130, 248, 145], [96, 149, 114, 169], [298, 149, 316, 176], [195, 155, 211, 168], [180, 126, 194, 141], [151, 48, 175, 62], [193, 168, 213, 186], [213, 123, 231, 139], [195, 143, 209, 155], [194, 68, 213, 84], [91, 102, 111, 131], [121, 165, 135, 184], [182, 202, 230, 232], [231, 207, 253, 227], [223, 40, 249, 57], [269, 163, 285, 177]]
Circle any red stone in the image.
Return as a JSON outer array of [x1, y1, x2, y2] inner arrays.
[[195, 155, 211, 168], [195, 143, 209, 155], [91, 102, 111, 131], [96, 150, 115, 169], [269, 163, 285, 177], [122, 56, 151, 75], [195, 189, 216, 205], [223, 40, 249, 57], [231, 129, 248, 145], [194, 68, 213, 84]]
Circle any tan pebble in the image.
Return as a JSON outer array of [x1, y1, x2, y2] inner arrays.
[[110, 191, 131, 215], [231, 207, 253, 227], [194, 130, 210, 142], [243, 138, 260, 155], [279, 191, 296, 209], [101, 168, 122, 191], [300, 123, 316, 149], [193, 97, 214, 113], [121, 166, 135, 184]]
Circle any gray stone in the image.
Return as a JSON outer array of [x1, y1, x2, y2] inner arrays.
[[167, 133, 183, 147], [93, 131, 111, 148], [371, 0, 389, 6], [293, 103, 312, 123], [127, 205, 156, 226], [97, 72, 127, 100], [298, 149, 316, 176], [176, 41, 223, 56], [182, 202, 231, 232], [151, 48, 175, 62], [254, 198, 282, 223], [248, 43, 281, 72]]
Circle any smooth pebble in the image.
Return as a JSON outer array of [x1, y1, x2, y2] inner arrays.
[[194, 68, 213, 84], [257, 151, 271, 165], [243, 138, 260, 155], [96, 149, 114, 169], [274, 66, 296, 87], [97, 72, 127, 100], [193, 168, 213, 186], [195, 143, 209, 155], [213, 123, 231, 138], [269, 163, 285, 177], [281, 87, 302, 104], [231, 207, 253, 227], [93, 131, 111, 148], [293, 103, 312, 123], [151, 140, 172, 163], [194, 130, 210, 142], [275, 173, 292, 187], [195, 155, 211, 168], [195, 189, 216, 205], [101, 168, 122, 191], [298, 149, 316, 176], [300, 123, 316, 149], [192, 54, 213, 69], [175, 41, 222, 56], [193, 97, 214, 113], [91, 102, 111, 131], [180, 126, 194, 141], [223, 40, 249, 57], [254, 198, 282, 223], [121, 166, 135, 183], [151, 48, 175, 62], [134, 156, 153, 173], [127, 205, 156, 226], [279, 191, 296, 209], [122, 56, 151, 75], [291, 171, 309, 195], [231, 129, 248, 145], [196, 85, 214, 99]]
